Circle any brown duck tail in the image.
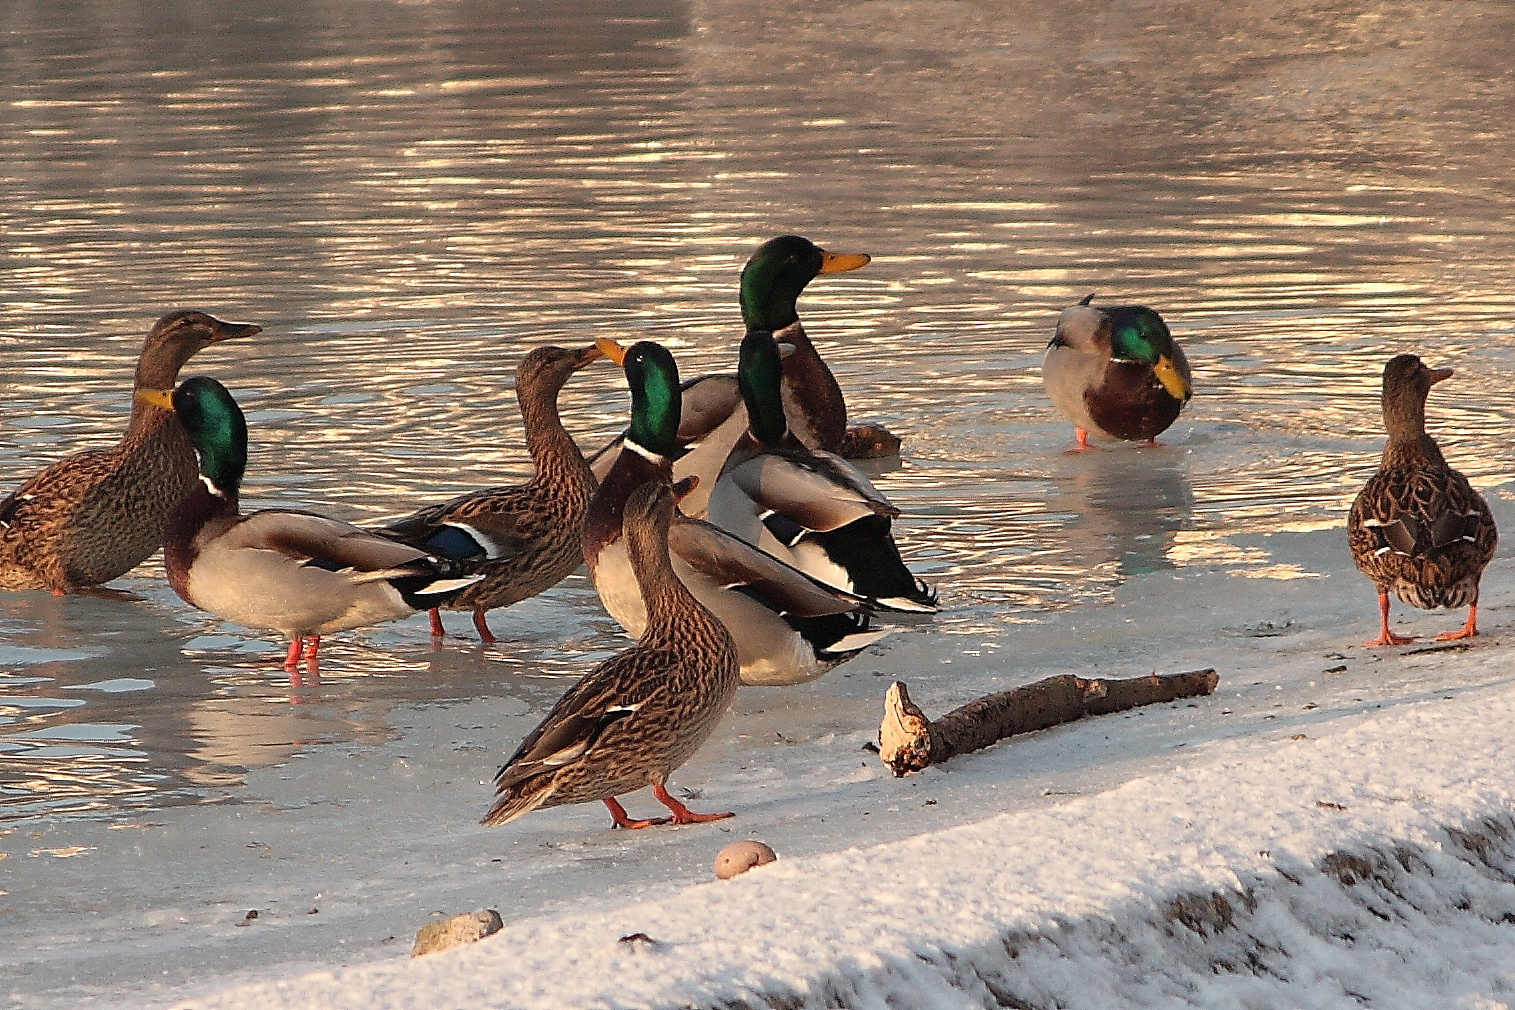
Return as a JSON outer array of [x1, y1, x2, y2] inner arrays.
[[481, 776, 555, 827]]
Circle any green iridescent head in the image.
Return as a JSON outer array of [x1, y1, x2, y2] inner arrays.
[[147, 375, 248, 492], [1106, 307, 1173, 365], [737, 329, 787, 447], [598, 338, 682, 457], [739, 235, 870, 331]]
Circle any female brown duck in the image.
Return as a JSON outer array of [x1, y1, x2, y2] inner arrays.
[[380, 344, 602, 642], [1347, 354, 1497, 646], [483, 479, 740, 829], [0, 310, 256, 592]]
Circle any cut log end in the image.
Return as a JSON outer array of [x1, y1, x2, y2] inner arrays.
[[879, 681, 937, 777]]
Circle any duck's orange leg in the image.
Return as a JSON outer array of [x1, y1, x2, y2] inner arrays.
[[428, 608, 445, 638], [652, 783, 733, 824], [284, 638, 304, 670], [1435, 602, 1479, 642], [303, 635, 322, 666], [1364, 592, 1416, 647], [472, 609, 497, 643], [603, 796, 669, 830], [1063, 427, 1097, 454]]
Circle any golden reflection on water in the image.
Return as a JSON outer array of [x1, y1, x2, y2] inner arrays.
[[2, 0, 1515, 818]]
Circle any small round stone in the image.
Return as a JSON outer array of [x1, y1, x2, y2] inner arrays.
[[714, 840, 776, 880]]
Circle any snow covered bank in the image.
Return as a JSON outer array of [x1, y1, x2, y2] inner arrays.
[[183, 678, 1515, 1010]]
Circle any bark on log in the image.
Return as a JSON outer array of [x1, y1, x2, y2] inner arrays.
[[878, 669, 1220, 776]]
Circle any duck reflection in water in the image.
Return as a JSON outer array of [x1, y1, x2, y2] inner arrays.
[[1054, 449, 1194, 579]]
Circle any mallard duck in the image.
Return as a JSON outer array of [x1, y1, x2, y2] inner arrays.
[[379, 344, 601, 642], [1347, 354, 1497, 646], [584, 338, 888, 686], [1043, 295, 1192, 451], [707, 329, 937, 613], [142, 377, 481, 670], [483, 479, 740, 829], [0, 310, 258, 592], [588, 235, 894, 515]]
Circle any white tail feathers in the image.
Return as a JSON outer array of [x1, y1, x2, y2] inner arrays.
[[822, 628, 891, 655], [417, 575, 485, 595]]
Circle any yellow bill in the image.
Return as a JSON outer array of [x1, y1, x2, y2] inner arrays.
[[594, 337, 628, 366], [1153, 356, 1191, 401], [819, 250, 871, 274]]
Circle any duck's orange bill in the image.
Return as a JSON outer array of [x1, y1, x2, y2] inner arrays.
[[135, 388, 175, 410], [819, 251, 871, 274], [671, 475, 700, 503], [594, 337, 628, 366], [1428, 367, 1454, 385]]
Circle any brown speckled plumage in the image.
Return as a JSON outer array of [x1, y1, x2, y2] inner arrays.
[[381, 345, 600, 637], [483, 480, 740, 828], [1347, 354, 1497, 644], [0, 311, 257, 592]]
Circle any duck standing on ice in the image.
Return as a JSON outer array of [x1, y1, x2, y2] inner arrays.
[[1043, 295, 1192, 451], [1348, 354, 1496, 646], [484, 479, 740, 830]]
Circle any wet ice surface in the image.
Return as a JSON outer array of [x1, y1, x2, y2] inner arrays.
[[2, 0, 1515, 1005]]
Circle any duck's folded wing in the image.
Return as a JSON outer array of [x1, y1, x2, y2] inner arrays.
[[222, 509, 438, 577], [1360, 473, 1486, 556], [493, 649, 675, 791], [668, 516, 865, 617], [679, 374, 742, 442], [723, 451, 898, 533], [382, 489, 537, 563]]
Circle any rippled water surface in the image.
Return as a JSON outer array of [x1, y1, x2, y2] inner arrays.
[[2, 0, 1513, 819]]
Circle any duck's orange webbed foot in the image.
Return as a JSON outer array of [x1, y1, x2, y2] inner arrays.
[[652, 783, 733, 825], [603, 797, 670, 830], [1363, 631, 1417, 647], [1434, 605, 1479, 642]]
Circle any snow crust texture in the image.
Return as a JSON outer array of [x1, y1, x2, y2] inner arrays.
[[183, 682, 1515, 1010]]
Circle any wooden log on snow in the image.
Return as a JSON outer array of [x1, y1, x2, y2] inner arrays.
[[878, 669, 1219, 776]]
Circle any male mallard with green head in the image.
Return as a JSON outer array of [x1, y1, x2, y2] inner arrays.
[[484, 479, 740, 829], [584, 338, 888, 686], [145, 377, 480, 670], [1347, 354, 1496, 646], [380, 344, 601, 642], [0, 310, 258, 592], [707, 328, 937, 613], [588, 235, 894, 515], [1043, 295, 1192, 451]]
